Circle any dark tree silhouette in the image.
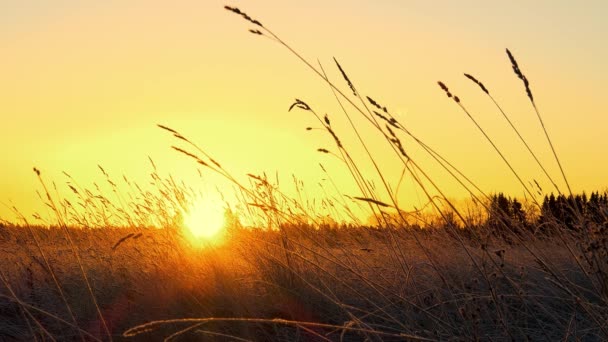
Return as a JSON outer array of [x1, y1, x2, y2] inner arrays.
[[487, 193, 528, 237]]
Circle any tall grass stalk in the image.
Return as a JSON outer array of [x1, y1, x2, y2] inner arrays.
[[464, 73, 562, 194], [505, 49, 573, 196]]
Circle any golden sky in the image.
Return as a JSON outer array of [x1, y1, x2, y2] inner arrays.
[[1, 0, 607, 222]]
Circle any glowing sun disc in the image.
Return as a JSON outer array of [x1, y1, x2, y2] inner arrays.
[[183, 199, 225, 239]]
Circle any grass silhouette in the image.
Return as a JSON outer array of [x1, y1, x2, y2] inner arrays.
[[0, 5, 606, 341]]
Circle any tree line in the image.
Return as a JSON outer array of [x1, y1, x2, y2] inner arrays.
[[487, 191, 608, 234]]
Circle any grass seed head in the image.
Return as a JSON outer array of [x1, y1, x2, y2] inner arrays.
[[464, 73, 489, 94], [437, 81, 453, 98], [333, 57, 357, 96], [506, 48, 534, 102], [289, 99, 311, 112], [224, 6, 263, 27]]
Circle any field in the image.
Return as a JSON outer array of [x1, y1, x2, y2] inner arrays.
[[0, 219, 606, 341], [2, 5, 608, 342]]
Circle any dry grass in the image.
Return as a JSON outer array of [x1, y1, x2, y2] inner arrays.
[[0, 223, 605, 341], [0, 4, 607, 341]]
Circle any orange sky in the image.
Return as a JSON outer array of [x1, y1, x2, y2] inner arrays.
[[1, 0, 607, 223]]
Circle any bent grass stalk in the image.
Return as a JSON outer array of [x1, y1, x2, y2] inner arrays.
[[124, 317, 436, 341]]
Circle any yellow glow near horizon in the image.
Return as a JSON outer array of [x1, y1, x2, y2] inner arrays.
[[182, 198, 226, 243], [1, 1, 608, 223]]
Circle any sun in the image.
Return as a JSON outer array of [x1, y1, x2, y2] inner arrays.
[[182, 198, 226, 243]]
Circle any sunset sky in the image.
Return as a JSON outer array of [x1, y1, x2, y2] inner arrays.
[[1, 0, 607, 223]]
